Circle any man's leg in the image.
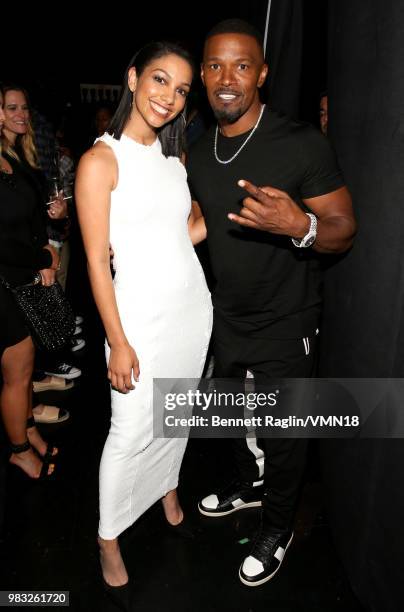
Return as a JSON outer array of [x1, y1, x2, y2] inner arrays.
[[239, 334, 317, 586], [198, 317, 265, 516]]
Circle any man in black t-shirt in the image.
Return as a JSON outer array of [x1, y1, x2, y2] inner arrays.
[[186, 19, 356, 587]]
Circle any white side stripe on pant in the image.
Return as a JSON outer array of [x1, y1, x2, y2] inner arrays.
[[246, 432, 265, 480]]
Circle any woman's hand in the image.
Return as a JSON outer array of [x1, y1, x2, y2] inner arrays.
[[43, 244, 60, 270], [48, 190, 68, 220], [108, 343, 140, 393], [39, 268, 56, 286]]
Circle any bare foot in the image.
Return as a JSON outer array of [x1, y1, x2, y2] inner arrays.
[[9, 447, 54, 478], [27, 416, 58, 458], [98, 537, 128, 587], [162, 490, 184, 526]]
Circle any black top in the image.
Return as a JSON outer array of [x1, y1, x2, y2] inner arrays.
[[187, 108, 345, 338], [0, 154, 52, 287]]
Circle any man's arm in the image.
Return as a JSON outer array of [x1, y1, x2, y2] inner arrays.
[[228, 180, 356, 254]]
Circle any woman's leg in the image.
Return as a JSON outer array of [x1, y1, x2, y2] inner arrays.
[[98, 536, 128, 587], [26, 395, 58, 458], [0, 336, 54, 478], [162, 489, 183, 525]]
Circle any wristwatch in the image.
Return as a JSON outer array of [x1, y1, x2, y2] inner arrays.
[[291, 213, 317, 248]]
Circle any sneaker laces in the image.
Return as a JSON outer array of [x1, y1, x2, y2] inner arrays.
[[250, 530, 282, 563], [218, 479, 241, 496], [59, 363, 71, 373], [218, 479, 253, 501]]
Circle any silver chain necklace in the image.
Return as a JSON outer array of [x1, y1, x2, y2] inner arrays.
[[214, 104, 265, 164]]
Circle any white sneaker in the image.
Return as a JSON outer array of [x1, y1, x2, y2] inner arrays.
[[239, 530, 294, 587], [70, 338, 86, 352]]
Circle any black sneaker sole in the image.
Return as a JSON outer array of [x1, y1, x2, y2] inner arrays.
[[239, 532, 294, 587], [198, 500, 262, 517]]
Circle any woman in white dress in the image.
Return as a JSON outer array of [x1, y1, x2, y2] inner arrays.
[[75, 41, 212, 601]]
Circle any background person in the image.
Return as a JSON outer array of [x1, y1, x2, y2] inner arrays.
[[0, 86, 60, 478]]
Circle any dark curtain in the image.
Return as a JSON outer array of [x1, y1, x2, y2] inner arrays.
[[220, 0, 304, 118], [320, 1, 404, 610], [264, 0, 304, 117]]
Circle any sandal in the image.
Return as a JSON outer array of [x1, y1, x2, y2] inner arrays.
[[33, 376, 74, 393], [9, 439, 55, 479], [32, 404, 70, 424], [27, 416, 58, 462]]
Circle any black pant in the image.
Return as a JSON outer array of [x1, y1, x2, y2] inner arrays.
[[213, 316, 317, 532]]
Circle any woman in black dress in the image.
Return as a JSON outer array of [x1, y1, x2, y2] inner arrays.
[[0, 86, 60, 478]]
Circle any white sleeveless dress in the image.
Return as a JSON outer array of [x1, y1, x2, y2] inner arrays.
[[97, 133, 212, 539]]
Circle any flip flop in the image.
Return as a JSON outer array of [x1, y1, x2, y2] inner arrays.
[[33, 376, 74, 393], [32, 405, 70, 424]]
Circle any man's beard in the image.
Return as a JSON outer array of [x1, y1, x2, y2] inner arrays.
[[212, 105, 244, 124]]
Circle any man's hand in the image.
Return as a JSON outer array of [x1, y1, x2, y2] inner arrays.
[[228, 180, 356, 254], [228, 179, 309, 238]]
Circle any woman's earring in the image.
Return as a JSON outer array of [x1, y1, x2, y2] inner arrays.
[[130, 90, 136, 107]]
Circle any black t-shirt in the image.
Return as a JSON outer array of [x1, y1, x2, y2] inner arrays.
[[186, 108, 345, 339], [0, 155, 52, 286]]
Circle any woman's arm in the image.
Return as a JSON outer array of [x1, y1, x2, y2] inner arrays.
[[39, 244, 60, 286], [75, 143, 139, 393], [188, 199, 207, 245]]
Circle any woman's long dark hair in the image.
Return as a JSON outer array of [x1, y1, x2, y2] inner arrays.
[[108, 41, 195, 158]]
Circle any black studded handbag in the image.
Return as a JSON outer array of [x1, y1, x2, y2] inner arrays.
[[1, 273, 75, 352]]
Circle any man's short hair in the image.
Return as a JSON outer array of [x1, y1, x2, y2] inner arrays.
[[205, 18, 264, 49]]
